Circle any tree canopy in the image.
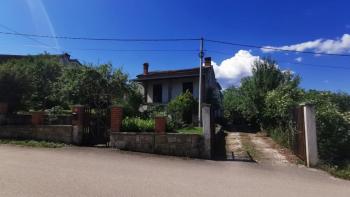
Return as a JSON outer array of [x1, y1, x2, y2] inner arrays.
[[0, 54, 142, 114]]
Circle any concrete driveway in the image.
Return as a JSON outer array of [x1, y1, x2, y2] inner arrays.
[[0, 145, 349, 197]]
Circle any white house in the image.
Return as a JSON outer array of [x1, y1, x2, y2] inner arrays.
[[135, 57, 222, 118]]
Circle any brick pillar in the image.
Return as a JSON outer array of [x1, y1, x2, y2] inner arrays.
[[0, 103, 8, 114], [72, 105, 85, 127], [155, 116, 166, 134], [31, 111, 45, 125], [0, 102, 8, 125], [72, 105, 85, 145], [111, 106, 123, 132]]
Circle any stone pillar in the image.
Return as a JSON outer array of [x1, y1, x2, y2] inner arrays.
[[303, 104, 318, 167], [72, 105, 85, 145], [111, 106, 123, 133], [31, 111, 45, 125], [155, 116, 166, 134], [0, 102, 8, 125], [202, 104, 213, 159]]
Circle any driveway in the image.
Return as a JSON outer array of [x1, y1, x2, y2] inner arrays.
[[0, 145, 349, 197]]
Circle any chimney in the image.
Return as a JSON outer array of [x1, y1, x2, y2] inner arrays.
[[204, 57, 212, 67], [143, 63, 149, 75]]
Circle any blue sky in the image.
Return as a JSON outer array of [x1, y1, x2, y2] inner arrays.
[[0, 0, 350, 91]]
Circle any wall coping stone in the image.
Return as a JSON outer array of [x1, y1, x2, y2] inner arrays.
[[111, 132, 202, 137]]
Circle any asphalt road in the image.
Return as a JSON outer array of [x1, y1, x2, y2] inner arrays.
[[0, 145, 349, 197]]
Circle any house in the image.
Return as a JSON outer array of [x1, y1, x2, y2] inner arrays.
[[135, 57, 222, 119], [0, 53, 81, 65]]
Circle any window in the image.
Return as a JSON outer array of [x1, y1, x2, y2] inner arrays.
[[153, 84, 162, 103], [182, 82, 193, 94]]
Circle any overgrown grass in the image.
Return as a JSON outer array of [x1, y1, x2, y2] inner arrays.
[[318, 162, 350, 180], [240, 135, 261, 161], [121, 117, 154, 132], [176, 127, 203, 134], [0, 139, 65, 148]]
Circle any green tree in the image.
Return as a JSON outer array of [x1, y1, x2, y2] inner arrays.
[[0, 54, 63, 110], [303, 90, 350, 163], [0, 64, 30, 111], [167, 91, 197, 128], [223, 87, 246, 125], [238, 58, 300, 129]]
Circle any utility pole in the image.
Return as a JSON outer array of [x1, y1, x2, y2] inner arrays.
[[198, 37, 204, 127]]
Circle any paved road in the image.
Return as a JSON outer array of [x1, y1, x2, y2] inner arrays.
[[0, 145, 349, 197]]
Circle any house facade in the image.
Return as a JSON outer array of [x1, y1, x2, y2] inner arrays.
[[135, 57, 222, 117]]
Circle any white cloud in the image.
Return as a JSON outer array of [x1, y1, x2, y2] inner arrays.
[[261, 34, 350, 54], [213, 50, 260, 88], [295, 57, 303, 62]]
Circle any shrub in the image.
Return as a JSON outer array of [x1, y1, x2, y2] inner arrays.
[[304, 90, 350, 163], [167, 91, 196, 129], [121, 117, 154, 132], [315, 103, 350, 163]]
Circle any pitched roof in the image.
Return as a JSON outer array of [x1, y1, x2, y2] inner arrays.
[[136, 67, 200, 81]]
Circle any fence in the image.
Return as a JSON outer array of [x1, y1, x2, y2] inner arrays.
[[109, 104, 215, 159], [0, 102, 216, 159], [0, 103, 78, 144]]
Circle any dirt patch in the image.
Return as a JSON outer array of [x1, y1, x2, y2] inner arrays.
[[225, 132, 300, 166], [225, 133, 251, 161]]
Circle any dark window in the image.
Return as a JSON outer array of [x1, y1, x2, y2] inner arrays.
[[182, 82, 193, 94], [153, 84, 162, 103]]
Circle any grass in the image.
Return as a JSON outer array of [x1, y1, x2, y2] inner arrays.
[[240, 135, 261, 161], [318, 162, 350, 180], [121, 117, 154, 132], [0, 139, 65, 148], [176, 127, 203, 134]]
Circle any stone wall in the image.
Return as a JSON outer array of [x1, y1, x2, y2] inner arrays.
[[2, 114, 72, 125], [0, 125, 75, 144], [110, 132, 204, 158]]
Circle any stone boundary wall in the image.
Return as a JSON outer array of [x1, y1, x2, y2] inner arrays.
[[110, 132, 205, 158], [3, 114, 72, 125], [0, 125, 75, 144]]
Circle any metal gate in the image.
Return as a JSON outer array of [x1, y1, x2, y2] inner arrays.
[[292, 106, 306, 161], [82, 95, 111, 146]]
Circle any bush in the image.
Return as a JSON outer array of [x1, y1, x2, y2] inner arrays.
[[316, 103, 350, 163], [121, 117, 154, 132], [167, 91, 196, 129], [304, 90, 350, 163]]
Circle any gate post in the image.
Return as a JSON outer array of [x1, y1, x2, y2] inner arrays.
[[72, 105, 85, 145], [303, 104, 318, 167], [31, 111, 45, 125], [0, 102, 8, 125], [202, 104, 214, 159], [154, 116, 166, 134], [110, 106, 123, 133]]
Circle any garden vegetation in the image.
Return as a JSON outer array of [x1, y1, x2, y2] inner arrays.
[[0, 54, 143, 116], [223, 58, 350, 178]]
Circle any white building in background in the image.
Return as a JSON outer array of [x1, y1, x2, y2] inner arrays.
[[135, 57, 222, 119]]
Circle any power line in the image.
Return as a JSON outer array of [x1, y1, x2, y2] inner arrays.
[[68, 48, 199, 52], [0, 25, 60, 52], [0, 31, 199, 42], [1, 29, 350, 58], [282, 61, 350, 70], [206, 50, 350, 70], [206, 39, 350, 57]]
